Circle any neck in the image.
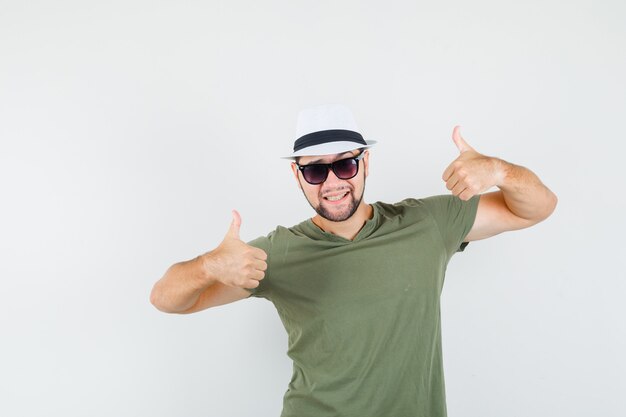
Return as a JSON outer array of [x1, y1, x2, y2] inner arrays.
[[312, 202, 374, 240]]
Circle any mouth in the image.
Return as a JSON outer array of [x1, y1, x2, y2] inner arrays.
[[322, 191, 350, 204]]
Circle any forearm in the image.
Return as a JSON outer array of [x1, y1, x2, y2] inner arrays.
[[150, 255, 216, 313], [495, 159, 558, 222]]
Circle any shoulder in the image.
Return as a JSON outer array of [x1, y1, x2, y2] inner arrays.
[[246, 219, 314, 250], [418, 194, 480, 217], [373, 196, 439, 219], [367, 198, 436, 232], [374, 195, 479, 225]]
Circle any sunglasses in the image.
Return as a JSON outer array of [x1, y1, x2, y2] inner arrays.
[[296, 153, 365, 185]]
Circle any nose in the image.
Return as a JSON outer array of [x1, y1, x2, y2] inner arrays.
[[325, 166, 342, 184]]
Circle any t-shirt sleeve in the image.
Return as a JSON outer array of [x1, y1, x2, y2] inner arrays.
[[421, 194, 480, 259], [243, 233, 272, 298]]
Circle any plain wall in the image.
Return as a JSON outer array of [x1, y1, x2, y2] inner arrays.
[[1, 0, 624, 416]]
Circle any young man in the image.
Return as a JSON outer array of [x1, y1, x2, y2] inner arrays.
[[150, 104, 557, 416]]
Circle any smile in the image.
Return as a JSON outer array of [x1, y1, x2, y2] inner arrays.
[[323, 191, 349, 203]]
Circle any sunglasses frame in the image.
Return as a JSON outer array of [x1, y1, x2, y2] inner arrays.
[[295, 152, 366, 185]]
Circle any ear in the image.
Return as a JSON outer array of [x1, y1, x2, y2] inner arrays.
[[290, 162, 302, 189], [363, 150, 370, 178]]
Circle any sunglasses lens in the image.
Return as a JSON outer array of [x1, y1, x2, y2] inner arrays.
[[300, 155, 361, 184], [333, 158, 358, 179], [302, 165, 328, 184]]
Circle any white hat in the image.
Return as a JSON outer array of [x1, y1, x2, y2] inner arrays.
[[282, 104, 377, 159]]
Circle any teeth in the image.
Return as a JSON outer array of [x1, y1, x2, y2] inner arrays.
[[326, 192, 347, 201]]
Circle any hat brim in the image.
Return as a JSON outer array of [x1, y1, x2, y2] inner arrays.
[[281, 140, 377, 160]]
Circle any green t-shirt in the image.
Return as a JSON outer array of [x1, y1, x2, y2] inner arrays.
[[245, 194, 480, 417]]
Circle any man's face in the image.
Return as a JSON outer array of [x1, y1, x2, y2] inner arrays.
[[290, 149, 370, 222]]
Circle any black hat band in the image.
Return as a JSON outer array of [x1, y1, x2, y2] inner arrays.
[[293, 129, 366, 152]]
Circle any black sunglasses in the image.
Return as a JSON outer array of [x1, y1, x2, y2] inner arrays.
[[296, 153, 365, 185]]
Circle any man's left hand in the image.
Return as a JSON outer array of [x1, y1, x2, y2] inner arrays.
[[442, 126, 504, 201]]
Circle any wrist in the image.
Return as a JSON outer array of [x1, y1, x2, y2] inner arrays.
[[197, 251, 220, 287], [493, 157, 512, 188]]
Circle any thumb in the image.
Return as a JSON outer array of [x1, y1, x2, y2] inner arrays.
[[452, 125, 474, 153], [226, 209, 241, 239]]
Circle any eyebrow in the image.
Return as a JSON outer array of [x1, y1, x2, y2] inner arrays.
[[307, 151, 354, 165]]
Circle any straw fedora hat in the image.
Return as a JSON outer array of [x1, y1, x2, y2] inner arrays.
[[282, 104, 377, 159]]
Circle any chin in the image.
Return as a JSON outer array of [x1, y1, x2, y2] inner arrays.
[[317, 200, 359, 222]]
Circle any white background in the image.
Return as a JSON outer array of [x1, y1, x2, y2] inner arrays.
[[1, 1, 625, 416]]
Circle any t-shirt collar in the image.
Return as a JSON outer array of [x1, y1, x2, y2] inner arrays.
[[303, 203, 380, 243]]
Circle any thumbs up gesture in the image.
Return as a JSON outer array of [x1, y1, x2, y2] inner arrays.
[[441, 126, 504, 201], [209, 210, 268, 289]]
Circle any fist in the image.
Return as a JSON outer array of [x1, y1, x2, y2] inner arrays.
[[207, 210, 268, 289], [442, 126, 503, 201]]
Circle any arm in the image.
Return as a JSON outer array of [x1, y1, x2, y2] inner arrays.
[[442, 126, 557, 241], [149, 210, 267, 314]]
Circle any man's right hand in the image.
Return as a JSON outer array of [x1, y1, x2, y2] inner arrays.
[[202, 210, 268, 289]]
